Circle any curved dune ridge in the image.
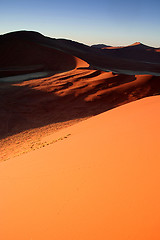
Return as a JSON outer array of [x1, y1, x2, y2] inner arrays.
[[74, 56, 89, 68], [0, 31, 88, 78], [0, 96, 160, 240], [0, 56, 88, 82], [1, 31, 160, 77]]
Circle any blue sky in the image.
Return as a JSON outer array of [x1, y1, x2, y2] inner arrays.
[[1, 0, 160, 47]]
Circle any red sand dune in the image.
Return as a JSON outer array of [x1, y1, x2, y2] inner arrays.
[[0, 31, 160, 239], [0, 96, 160, 240], [0, 68, 160, 142], [0, 31, 160, 160]]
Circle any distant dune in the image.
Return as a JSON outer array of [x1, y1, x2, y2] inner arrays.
[[0, 31, 160, 160], [0, 96, 160, 240], [102, 42, 160, 66], [91, 43, 111, 48]]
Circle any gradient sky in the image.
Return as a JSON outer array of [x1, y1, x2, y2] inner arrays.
[[1, 0, 160, 47]]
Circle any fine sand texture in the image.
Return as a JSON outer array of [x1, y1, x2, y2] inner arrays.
[[0, 96, 160, 240]]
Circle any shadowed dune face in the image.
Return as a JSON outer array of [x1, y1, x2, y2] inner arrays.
[[1, 31, 160, 77], [0, 33, 88, 78], [102, 42, 160, 65], [91, 44, 111, 48]]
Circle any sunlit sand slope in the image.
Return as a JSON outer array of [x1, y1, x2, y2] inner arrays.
[[0, 96, 160, 240]]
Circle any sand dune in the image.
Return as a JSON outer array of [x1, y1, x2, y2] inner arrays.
[[101, 42, 160, 68], [0, 96, 160, 240], [91, 44, 111, 48], [1, 69, 160, 160], [0, 31, 160, 160], [1, 31, 160, 76], [1, 68, 159, 148], [103, 42, 152, 49], [0, 32, 88, 78], [0, 30, 160, 239]]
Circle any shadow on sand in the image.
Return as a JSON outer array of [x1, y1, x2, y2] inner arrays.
[[0, 72, 160, 140]]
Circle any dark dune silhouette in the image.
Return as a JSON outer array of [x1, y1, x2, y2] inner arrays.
[[102, 42, 160, 64], [91, 44, 111, 48], [0, 31, 88, 78], [1, 31, 160, 76]]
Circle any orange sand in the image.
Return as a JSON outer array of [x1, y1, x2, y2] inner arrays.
[[0, 96, 160, 240]]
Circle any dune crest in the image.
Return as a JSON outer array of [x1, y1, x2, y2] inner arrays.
[[74, 56, 89, 68]]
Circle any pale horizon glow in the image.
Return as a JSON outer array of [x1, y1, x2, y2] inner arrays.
[[1, 0, 160, 48]]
